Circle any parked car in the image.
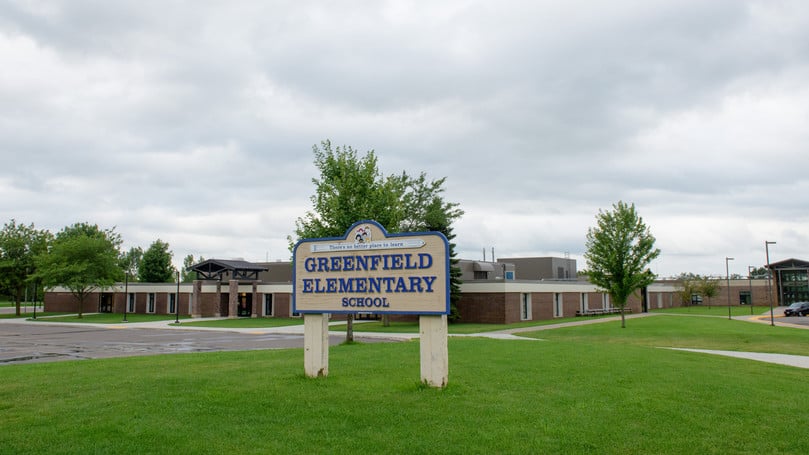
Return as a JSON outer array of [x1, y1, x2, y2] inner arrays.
[[784, 302, 809, 317]]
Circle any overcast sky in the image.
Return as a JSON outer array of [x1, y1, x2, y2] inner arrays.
[[2, 1, 807, 278]]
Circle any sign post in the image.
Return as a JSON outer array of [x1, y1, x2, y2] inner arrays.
[[303, 313, 329, 377], [419, 314, 448, 387], [293, 220, 450, 387]]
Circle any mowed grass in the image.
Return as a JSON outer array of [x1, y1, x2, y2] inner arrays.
[[331, 314, 621, 334], [651, 305, 774, 317], [522, 313, 809, 355], [0, 311, 65, 319], [1, 318, 808, 454]]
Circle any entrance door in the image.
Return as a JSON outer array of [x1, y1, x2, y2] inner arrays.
[[99, 294, 113, 313], [237, 293, 252, 317]]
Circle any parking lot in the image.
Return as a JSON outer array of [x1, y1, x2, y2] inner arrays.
[[0, 320, 360, 365]]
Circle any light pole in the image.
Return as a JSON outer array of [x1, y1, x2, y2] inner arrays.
[[123, 272, 129, 322], [726, 257, 734, 320], [765, 240, 776, 326], [748, 266, 755, 316], [32, 280, 38, 320], [175, 270, 180, 324]]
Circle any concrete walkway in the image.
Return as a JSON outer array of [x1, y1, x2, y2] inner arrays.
[[667, 348, 809, 369]]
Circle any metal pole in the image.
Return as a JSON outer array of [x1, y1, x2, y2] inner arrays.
[[123, 272, 129, 322], [175, 270, 180, 324], [748, 266, 754, 315], [765, 240, 776, 326], [32, 280, 37, 320], [726, 257, 734, 320]]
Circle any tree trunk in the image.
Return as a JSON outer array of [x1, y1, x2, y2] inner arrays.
[[14, 288, 23, 316], [76, 292, 85, 318], [346, 313, 354, 342], [620, 306, 626, 328]]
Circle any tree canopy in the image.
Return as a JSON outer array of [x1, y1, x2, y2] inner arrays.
[[181, 254, 204, 282], [292, 140, 405, 242], [118, 246, 143, 281], [35, 222, 123, 318], [584, 201, 660, 328], [0, 219, 52, 315], [291, 140, 464, 333], [139, 239, 176, 283]]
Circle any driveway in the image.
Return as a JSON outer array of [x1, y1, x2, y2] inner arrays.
[[0, 320, 363, 365]]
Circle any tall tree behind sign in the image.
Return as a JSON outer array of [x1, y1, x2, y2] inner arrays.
[[290, 140, 464, 338]]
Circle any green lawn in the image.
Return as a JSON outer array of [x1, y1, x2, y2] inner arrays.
[[332, 314, 622, 334], [1, 316, 807, 454], [651, 305, 774, 317], [163, 315, 611, 332], [521, 313, 809, 355]]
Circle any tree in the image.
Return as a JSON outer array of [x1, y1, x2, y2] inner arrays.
[[584, 201, 661, 328], [118, 246, 143, 281], [291, 140, 404, 242], [291, 140, 464, 337], [399, 173, 464, 322], [676, 277, 699, 306], [0, 220, 52, 316], [291, 141, 405, 341], [139, 239, 175, 283], [749, 266, 768, 279], [35, 222, 122, 318], [698, 276, 721, 308], [181, 254, 204, 282]]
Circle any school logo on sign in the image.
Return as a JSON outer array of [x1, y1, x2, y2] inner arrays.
[[293, 220, 450, 315]]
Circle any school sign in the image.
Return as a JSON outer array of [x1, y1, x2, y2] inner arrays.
[[293, 220, 451, 387], [293, 220, 450, 315]]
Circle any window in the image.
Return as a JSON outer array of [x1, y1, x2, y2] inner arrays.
[[739, 290, 751, 305], [473, 271, 488, 280], [602, 293, 610, 309], [580, 293, 589, 313], [554, 293, 563, 317], [168, 293, 177, 314], [520, 293, 531, 320], [264, 294, 274, 316], [127, 293, 135, 313], [147, 293, 155, 313]]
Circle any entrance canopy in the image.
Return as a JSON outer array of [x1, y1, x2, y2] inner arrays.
[[189, 259, 268, 281]]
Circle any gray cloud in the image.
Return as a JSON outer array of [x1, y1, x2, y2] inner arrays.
[[2, 0, 808, 276]]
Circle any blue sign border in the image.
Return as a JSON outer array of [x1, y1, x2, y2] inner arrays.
[[292, 220, 451, 315]]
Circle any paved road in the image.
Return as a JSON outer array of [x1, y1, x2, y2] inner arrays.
[[0, 321, 362, 365]]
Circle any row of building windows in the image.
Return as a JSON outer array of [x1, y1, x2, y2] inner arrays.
[[123, 293, 285, 317], [518, 292, 614, 321]]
